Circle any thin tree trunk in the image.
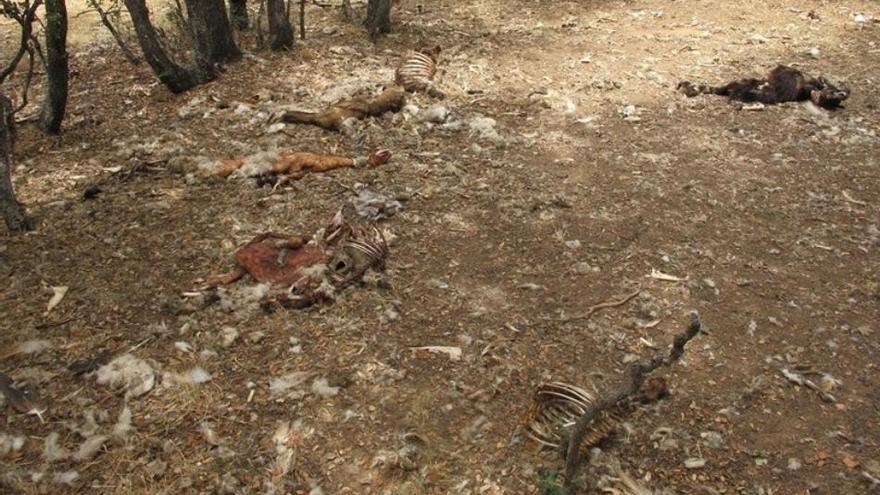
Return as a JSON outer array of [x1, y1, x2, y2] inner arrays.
[[364, 0, 391, 40], [267, 0, 293, 50], [229, 0, 248, 29], [38, 0, 68, 134], [123, 0, 205, 93], [299, 0, 305, 39], [0, 95, 32, 232], [183, 0, 241, 67]]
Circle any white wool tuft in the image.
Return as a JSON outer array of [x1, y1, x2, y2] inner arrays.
[[112, 406, 133, 437], [43, 432, 70, 462], [73, 435, 108, 461], [311, 377, 340, 398], [16, 339, 52, 355], [218, 283, 271, 314], [229, 150, 281, 179], [269, 372, 310, 397], [53, 470, 80, 486], [95, 354, 156, 399]]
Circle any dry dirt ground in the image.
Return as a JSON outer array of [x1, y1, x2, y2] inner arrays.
[[2, 0, 880, 494]]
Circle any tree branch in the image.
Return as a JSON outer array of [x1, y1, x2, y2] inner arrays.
[[563, 312, 705, 489], [0, 0, 43, 84]]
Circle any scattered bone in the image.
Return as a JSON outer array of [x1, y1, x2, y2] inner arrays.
[[45, 286, 69, 314], [95, 354, 156, 399], [648, 268, 686, 282], [781, 368, 837, 402], [409, 346, 462, 361]]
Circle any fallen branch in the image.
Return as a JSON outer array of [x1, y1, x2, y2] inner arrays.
[[278, 87, 406, 131], [556, 289, 641, 323], [563, 312, 705, 489]]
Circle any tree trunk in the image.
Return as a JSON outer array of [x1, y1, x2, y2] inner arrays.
[[123, 0, 206, 93], [38, 0, 68, 134], [183, 0, 241, 67], [267, 0, 293, 50], [229, 0, 248, 29], [0, 96, 32, 232], [364, 0, 391, 40]]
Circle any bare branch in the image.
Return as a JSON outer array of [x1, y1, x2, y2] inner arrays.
[[563, 312, 705, 489], [13, 43, 36, 114], [86, 0, 142, 64], [0, 0, 43, 84]]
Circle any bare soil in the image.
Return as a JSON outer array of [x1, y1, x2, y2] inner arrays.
[[1, 1, 879, 494]]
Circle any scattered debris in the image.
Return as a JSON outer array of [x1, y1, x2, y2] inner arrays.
[[112, 406, 133, 437], [409, 346, 462, 361], [311, 377, 340, 398], [52, 471, 80, 486], [68, 351, 112, 377], [648, 269, 685, 282], [0, 433, 25, 456], [163, 367, 212, 386], [352, 190, 402, 220], [0, 339, 52, 360], [200, 422, 222, 446], [269, 372, 311, 398], [220, 326, 239, 348], [267, 422, 299, 495], [95, 354, 156, 399], [780, 368, 839, 402], [563, 313, 705, 488], [73, 435, 109, 461], [43, 432, 70, 462], [556, 289, 641, 323], [45, 286, 69, 314], [0, 372, 48, 422]]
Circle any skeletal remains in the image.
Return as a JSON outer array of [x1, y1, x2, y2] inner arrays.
[[212, 148, 392, 189], [523, 377, 668, 449], [203, 210, 388, 309]]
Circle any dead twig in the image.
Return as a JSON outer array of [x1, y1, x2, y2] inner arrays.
[[555, 289, 641, 323], [563, 312, 705, 488]]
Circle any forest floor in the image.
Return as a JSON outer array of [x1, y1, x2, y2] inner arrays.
[[2, 0, 880, 494]]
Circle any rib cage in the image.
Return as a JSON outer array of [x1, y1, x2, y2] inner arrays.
[[523, 382, 622, 449], [395, 50, 438, 93]]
